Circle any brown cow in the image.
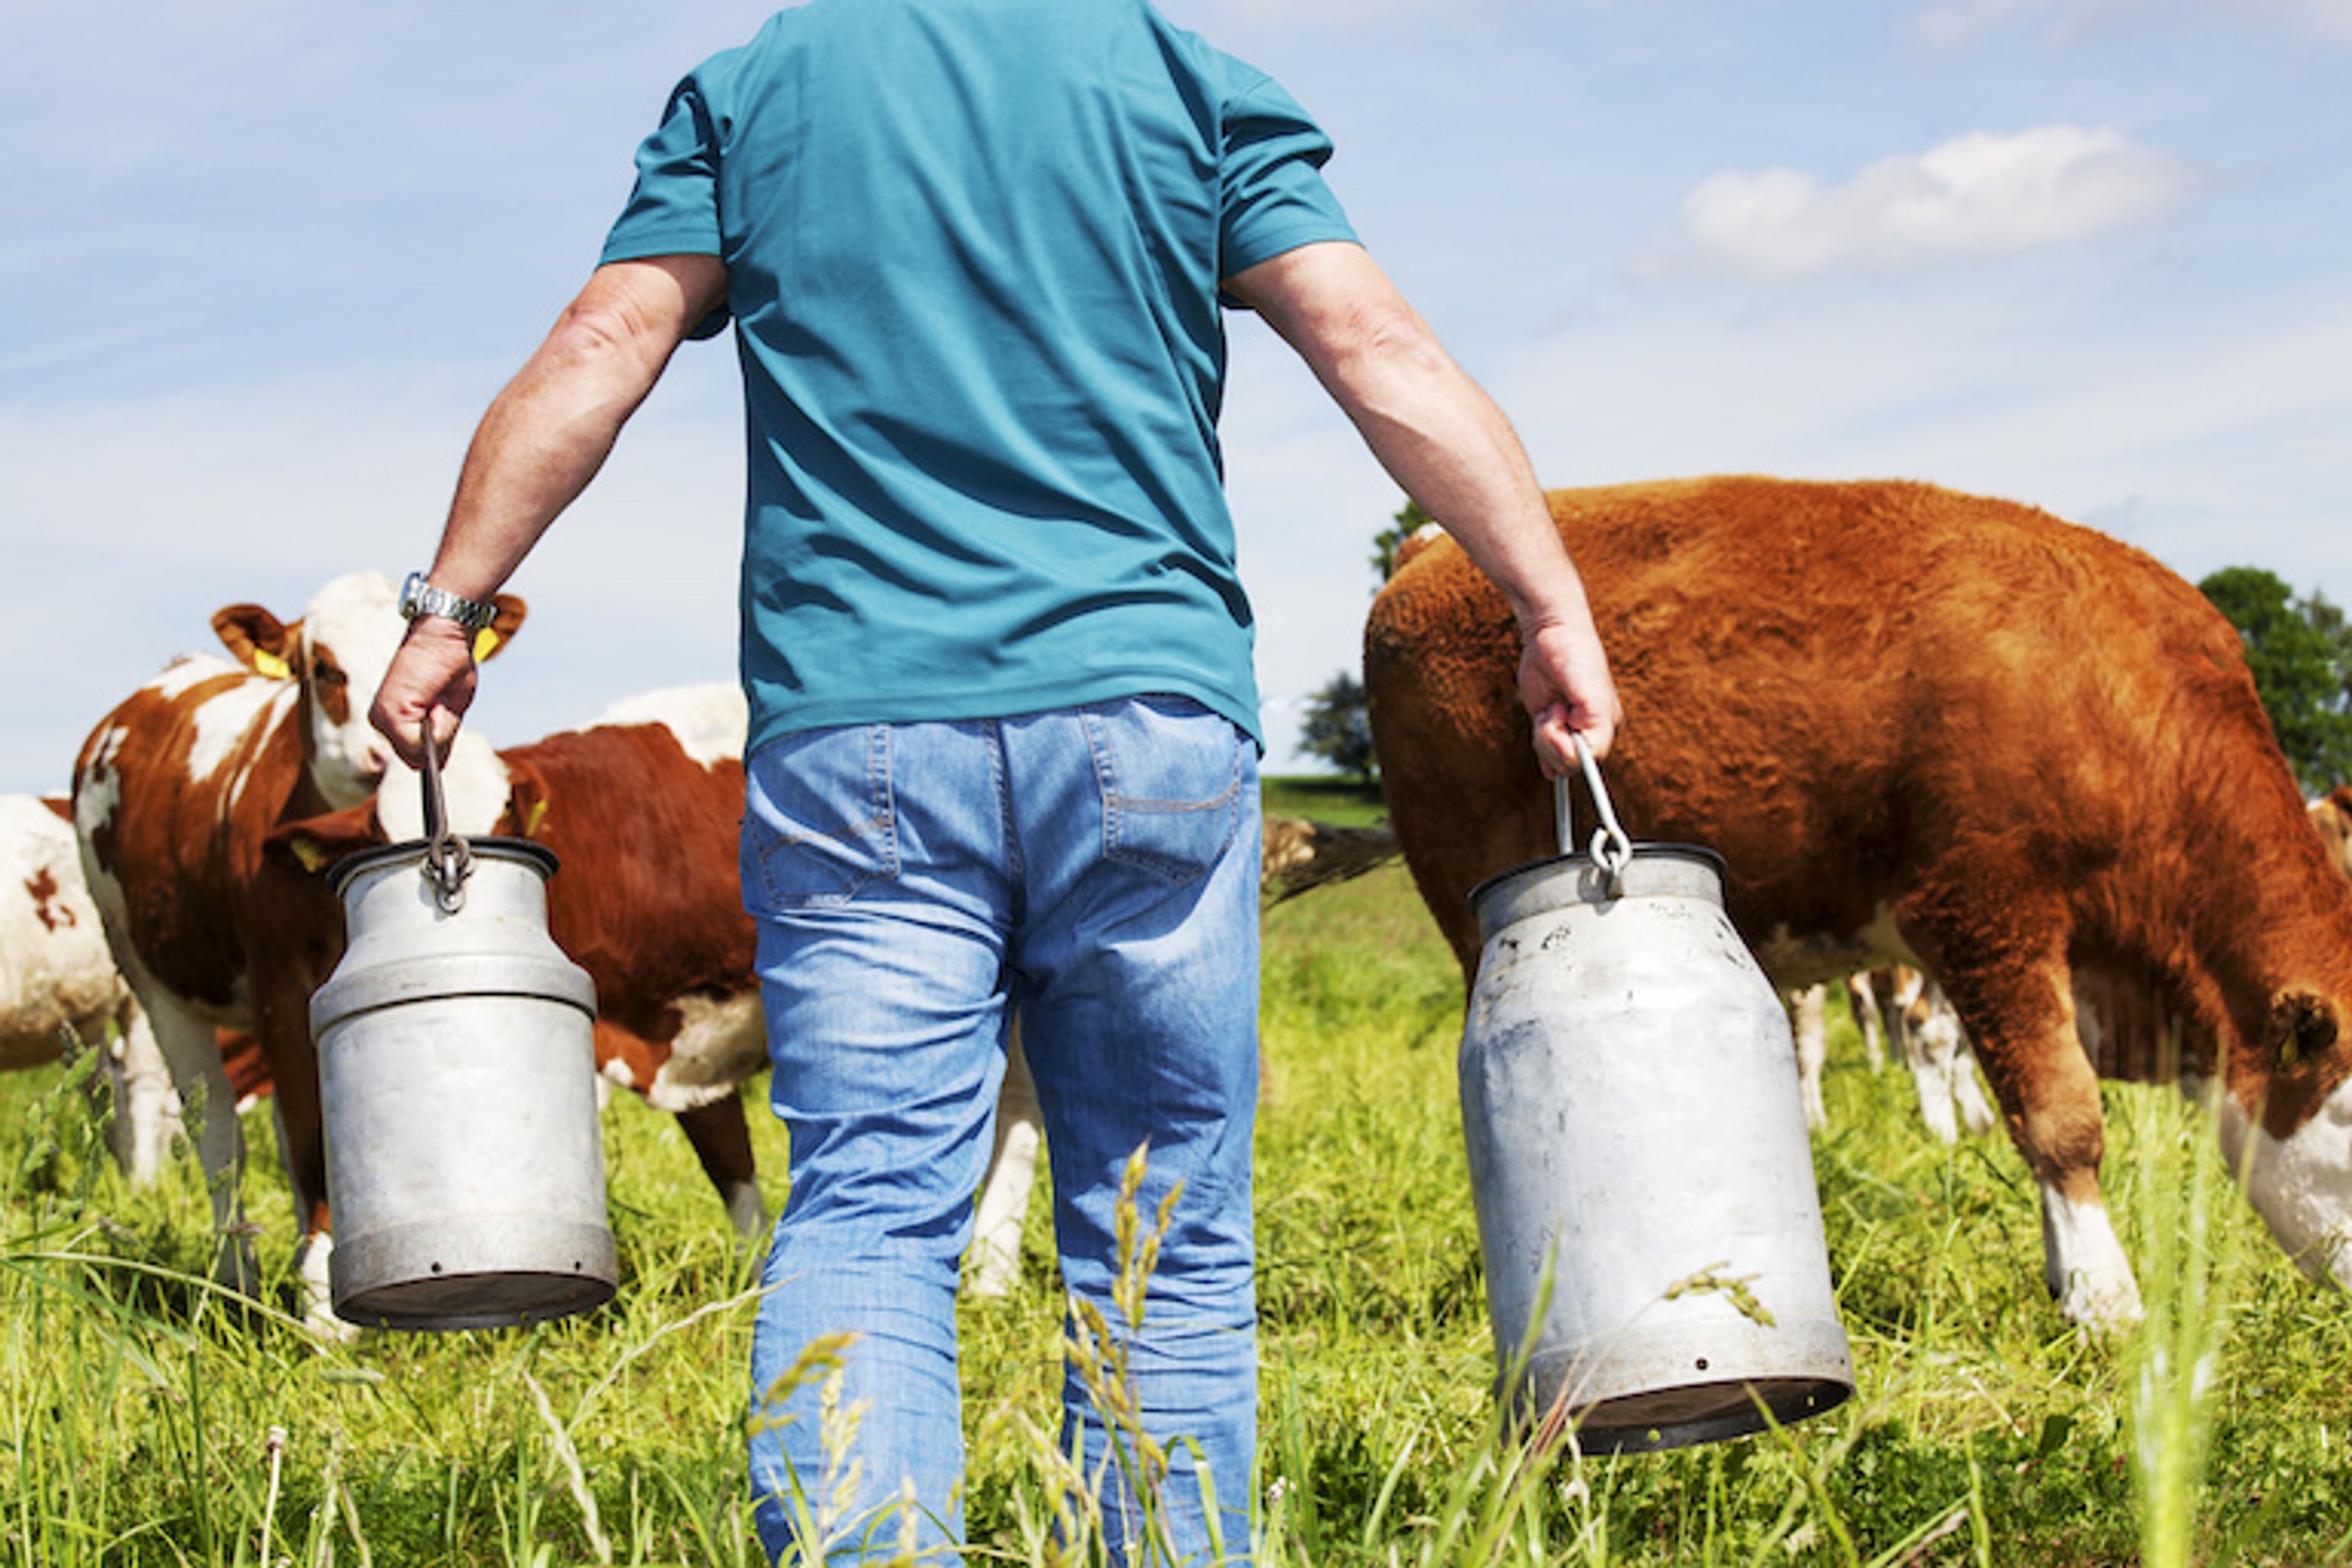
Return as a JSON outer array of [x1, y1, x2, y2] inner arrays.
[[1367, 476, 2352, 1327], [74, 572, 525, 1322]]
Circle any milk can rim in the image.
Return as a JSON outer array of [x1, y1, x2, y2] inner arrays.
[[328, 835, 562, 896], [1468, 841, 1726, 918]]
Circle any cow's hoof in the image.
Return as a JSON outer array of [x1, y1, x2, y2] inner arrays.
[[2056, 1268, 2145, 1331]]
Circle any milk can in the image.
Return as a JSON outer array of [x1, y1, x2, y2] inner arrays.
[[1458, 738, 1852, 1452], [309, 727, 616, 1330]]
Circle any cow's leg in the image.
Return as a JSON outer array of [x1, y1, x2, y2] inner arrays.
[[1896, 972, 1962, 1145], [1847, 970, 1888, 1073], [250, 982, 345, 1338], [1789, 985, 1829, 1133], [96, 998, 181, 1186], [136, 986, 257, 1295], [1922, 909, 2141, 1326], [675, 1089, 766, 1239], [1900, 977, 1998, 1142], [1945, 1034, 1998, 1138], [968, 1021, 1041, 1299]]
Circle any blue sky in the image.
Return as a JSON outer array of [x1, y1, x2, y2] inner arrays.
[[5, 0, 2347, 795]]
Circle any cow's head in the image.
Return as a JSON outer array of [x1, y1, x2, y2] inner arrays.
[[263, 729, 521, 878], [211, 572, 525, 812]]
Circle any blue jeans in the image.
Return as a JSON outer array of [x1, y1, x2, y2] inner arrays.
[[743, 697, 1262, 1565]]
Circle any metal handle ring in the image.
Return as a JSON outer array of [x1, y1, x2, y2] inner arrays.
[[420, 718, 472, 915], [1553, 732, 1634, 889]]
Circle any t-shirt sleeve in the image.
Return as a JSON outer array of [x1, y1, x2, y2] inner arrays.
[[600, 75, 732, 339], [1217, 70, 1358, 286]]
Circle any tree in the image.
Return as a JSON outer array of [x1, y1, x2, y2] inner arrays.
[[1295, 498, 1432, 783], [1297, 669, 1377, 782], [1370, 498, 1433, 583], [2197, 566, 2352, 792]]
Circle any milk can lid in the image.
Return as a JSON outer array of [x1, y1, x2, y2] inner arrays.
[[327, 835, 561, 897], [1468, 841, 1726, 936]]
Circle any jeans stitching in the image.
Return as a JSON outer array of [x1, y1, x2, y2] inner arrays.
[[750, 726, 895, 906], [988, 717, 1022, 896], [869, 722, 900, 880], [1091, 701, 1241, 883]]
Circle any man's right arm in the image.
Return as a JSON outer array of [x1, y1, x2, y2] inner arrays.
[[370, 253, 727, 764], [1223, 240, 1621, 772]]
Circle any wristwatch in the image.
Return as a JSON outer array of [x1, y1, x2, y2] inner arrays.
[[398, 571, 498, 633]]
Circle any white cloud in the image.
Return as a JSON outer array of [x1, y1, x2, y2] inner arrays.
[[1634, 126, 2200, 285]]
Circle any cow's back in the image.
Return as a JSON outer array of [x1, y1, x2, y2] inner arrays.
[[1367, 476, 2292, 980]]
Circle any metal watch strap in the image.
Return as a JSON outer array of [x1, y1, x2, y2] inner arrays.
[[399, 571, 497, 632]]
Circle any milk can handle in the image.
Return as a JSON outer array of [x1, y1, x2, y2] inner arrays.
[[1554, 733, 1635, 885], [419, 719, 473, 915]]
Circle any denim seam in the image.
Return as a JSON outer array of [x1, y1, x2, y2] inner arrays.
[[869, 722, 900, 880], [1080, 706, 1119, 866], [987, 717, 1024, 908]]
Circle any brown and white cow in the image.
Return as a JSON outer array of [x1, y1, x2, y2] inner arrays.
[[73, 571, 524, 1319], [3, 793, 180, 1178], [1367, 476, 2352, 1328]]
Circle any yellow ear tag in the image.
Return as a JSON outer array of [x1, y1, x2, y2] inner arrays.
[[523, 798, 550, 838], [254, 650, 293, 681], [473, 628, 501, 662], [289, 836, 329, 874]]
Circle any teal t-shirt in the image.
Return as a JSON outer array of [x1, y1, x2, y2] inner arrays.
[[600, 0, 1357, 753]]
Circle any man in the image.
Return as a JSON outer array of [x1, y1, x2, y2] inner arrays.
[[371, 0, 1620, 1561]]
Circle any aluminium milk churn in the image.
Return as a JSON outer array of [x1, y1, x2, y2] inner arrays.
[[309, 726, 616, 1330], [1457, 737, 1852, 1452]]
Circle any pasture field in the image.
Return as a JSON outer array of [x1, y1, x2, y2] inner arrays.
[[3, 777, 2350, 1565]]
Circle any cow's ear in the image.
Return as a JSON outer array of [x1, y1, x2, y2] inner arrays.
[[498, 757, 552, 839], [262, 802, 381, 876], [472, 596, 528, 663], [2331, 784, 2352, 820], [214, 605, 296, 679], [2266, 987, 2342, 1069]]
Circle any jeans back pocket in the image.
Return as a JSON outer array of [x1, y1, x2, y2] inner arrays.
[[741, 724, 899, 910], [1085, 696, 1245, 885]]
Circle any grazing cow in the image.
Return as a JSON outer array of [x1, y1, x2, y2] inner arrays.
[[1367, 477, 2352, 1327], [2, 794, 178, 1178], [73, 571, 524, 1318]]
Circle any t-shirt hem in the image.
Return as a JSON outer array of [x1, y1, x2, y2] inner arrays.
[[1223, 222, 1360, 284], [600, 229, 724, 266]]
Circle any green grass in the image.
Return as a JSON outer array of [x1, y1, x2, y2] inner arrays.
[[1260, 774, 1389, 831], [5, 790, 2352, 1563]]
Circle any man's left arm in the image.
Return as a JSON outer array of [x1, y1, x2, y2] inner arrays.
[[371, 253, 727, 764]]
